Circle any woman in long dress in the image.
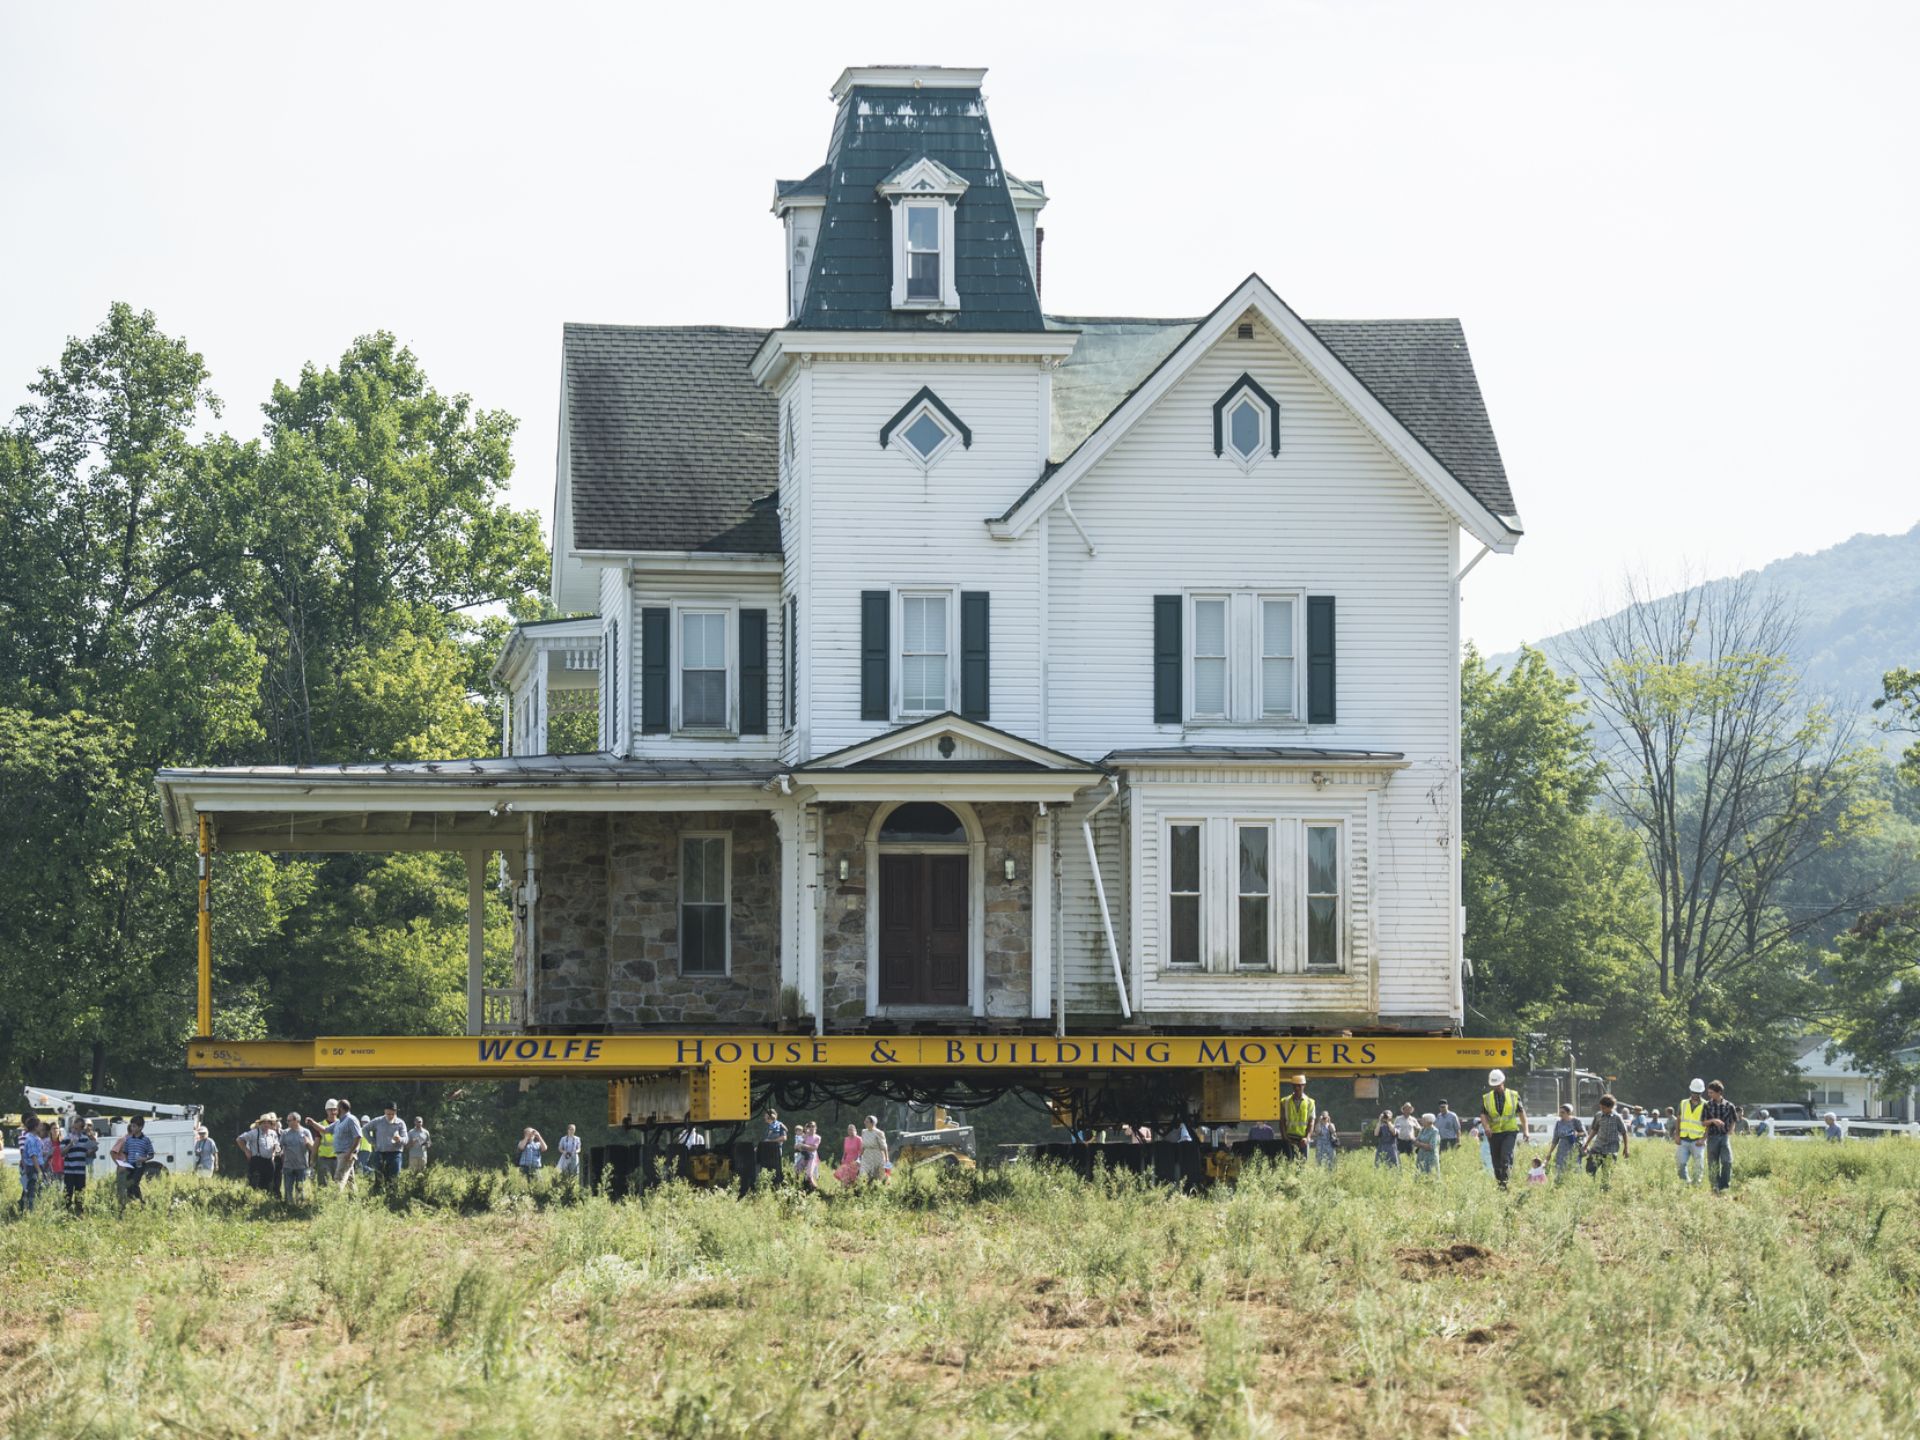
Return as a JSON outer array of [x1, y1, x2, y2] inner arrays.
[[858, 1116, 889, 1184], [834, 1124, 862, 1186], [794, 1123, 821, 1189]]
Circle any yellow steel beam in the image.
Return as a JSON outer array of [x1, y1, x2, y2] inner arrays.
[[196, 814, 212, 1038], [189, 1033, 1510, 1081]]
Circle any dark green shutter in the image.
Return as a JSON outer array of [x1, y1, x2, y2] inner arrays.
[[641, 606, 670, 734], [860, 590, 890, 721], [1153, 595, 1182, 724], [739, 608, 768, 734], [1307, 595, 1336, 724], [960, 591, 990, 721]]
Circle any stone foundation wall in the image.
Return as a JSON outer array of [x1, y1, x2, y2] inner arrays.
[[819, 800, 1035, 1019], [606, 810, 780, 1026], [534, 814, 610, 1026], [979, 802, 1033, 1017], [532, 810, 780, 1028], [531, 800, 1036, 1027]]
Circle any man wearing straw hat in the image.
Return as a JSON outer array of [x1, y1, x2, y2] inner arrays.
[[235, 1113, 281, 1192], [1279, 1074, 1317, 1161]]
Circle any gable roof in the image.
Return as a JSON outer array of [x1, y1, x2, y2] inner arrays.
[[563, 323, 782, 556], [995, 277, 1522, 548], [789, 78, 1044, 332]]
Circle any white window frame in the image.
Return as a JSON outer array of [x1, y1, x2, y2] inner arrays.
[[1154, 813, 1352, 977], [671, 602, 736, 734], [1185, 594, 1231, 721], [888, 400, 961, 471], [894, 586, 958, 719], [1184, 590, 1305, 725], [1259, 595, 1299, 721], [1232, 821, 1275, 971], [1164, 819, 1206, 970], [678, 830, 731, 977], [887, 197, 961, 310], [1302, 820, 1346, 973], [1222, 391, 1268, 468]]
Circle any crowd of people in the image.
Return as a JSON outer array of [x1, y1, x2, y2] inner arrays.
[[11, 1112, 173, 1212], [752, 1110, 893, 1190], [10, 1068, 1807, 1213], [1082, 1069, 1760, 1194], [220, 1099, 432, 1199]]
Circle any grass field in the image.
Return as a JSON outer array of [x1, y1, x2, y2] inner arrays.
[[2, 1141, 1917, 1439]]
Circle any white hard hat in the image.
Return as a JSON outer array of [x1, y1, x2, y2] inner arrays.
[[1487, 1068, 1505, 1086], [1689, 1078, 1706, 1093]]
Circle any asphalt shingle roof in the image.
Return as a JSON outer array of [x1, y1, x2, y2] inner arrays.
[[1023, 313, 1517, 526], [792, 82, 1044, 332], [559, 309, 1516, 556], [563, 324, 782, 555]]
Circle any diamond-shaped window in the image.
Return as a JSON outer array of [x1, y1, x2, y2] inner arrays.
[[1228, 398, 1263, 460], [902, 409, 954, 461]]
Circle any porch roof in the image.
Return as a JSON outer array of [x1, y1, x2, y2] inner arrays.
[[156, 753, 785, 851]]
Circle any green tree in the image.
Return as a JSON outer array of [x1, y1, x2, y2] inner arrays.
[[1561, 575, 1884, 1040], [0, 308, 544, 1112], [244, 333, 544, 765], [1460, 646, 1658, 1082], [1877, 666, 1920, 788]]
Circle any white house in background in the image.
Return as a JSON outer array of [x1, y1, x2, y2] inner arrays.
[[168, 65, 1524, 1042], [1790, 1035, 1917, 1120]]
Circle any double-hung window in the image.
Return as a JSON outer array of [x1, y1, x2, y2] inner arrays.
[[1160, 815, 1345, 973], [680, 833, 729, 975], [899, 591, 952, 716], [1186, 590, 1302, 723], [1235, 823, 1272, 970], [1167, 823, 1203, 968], [678, 610, 729, 729], [905, 204, 943, 302], [1305, 823, 1342, 971]]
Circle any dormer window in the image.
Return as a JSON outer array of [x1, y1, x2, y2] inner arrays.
[[878, 156, 968, 311], [905, 204, 943, 301]]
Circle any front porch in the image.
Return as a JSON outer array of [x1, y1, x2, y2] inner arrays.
[[156, 715, 1107, 1040]]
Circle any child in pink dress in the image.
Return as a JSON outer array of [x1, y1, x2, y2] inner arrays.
[[794, 1123, 822, 1189]]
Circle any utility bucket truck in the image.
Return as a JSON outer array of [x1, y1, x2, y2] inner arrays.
[[18, 1085, 204, 1180]]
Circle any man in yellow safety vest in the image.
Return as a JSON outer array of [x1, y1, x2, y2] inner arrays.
[[316, 1098, 338, 1173], [1479, 1068, 1528, 1189], [1675, 1078, 1708, 1184], [1279, 1075, 1316, 1161]]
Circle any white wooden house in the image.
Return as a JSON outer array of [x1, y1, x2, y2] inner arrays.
[[164, 65, 1522, 1045]]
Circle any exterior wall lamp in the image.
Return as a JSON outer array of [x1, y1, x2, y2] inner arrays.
[[1004, 857, 1016, 881], [838, 858, 849, 881]]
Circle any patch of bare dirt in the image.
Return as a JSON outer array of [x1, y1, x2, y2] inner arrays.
[[1396, 1242, 1495, 1277]]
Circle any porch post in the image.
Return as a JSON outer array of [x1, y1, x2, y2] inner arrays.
[[1030, 807, 1052, 1022], [465, 849, 486, 1035]]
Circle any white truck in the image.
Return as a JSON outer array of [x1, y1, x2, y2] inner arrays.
[[16, 1085, 206, 1179]]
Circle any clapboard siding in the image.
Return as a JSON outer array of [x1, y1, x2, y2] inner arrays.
[[625, 570, 784, 761], [1045, 317, 1459, 1020], [801, 359, 1048, 753], [1054, 786, 1130, 1012]]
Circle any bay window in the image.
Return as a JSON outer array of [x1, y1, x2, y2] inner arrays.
[[1159, 815, 1346, 974]]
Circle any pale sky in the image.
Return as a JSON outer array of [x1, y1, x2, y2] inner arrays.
[[3, 2, 1915, 653]]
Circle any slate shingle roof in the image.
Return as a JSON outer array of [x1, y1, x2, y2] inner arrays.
[[1020, 312, 1518, 527], [563, 324, 782, 555], [560, 310, 1516, 555], [793, 82, 1044, 332]]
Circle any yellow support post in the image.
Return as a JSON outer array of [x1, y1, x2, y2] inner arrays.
[[196, 813, 212, 1039]]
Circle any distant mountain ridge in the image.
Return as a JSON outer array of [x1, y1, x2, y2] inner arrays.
[[1492, 522, 1920, 713]]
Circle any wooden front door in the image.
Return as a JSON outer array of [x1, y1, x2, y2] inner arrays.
[[877, 853, 969, 1006]]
